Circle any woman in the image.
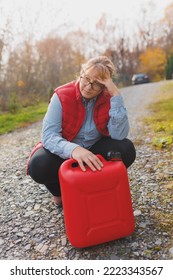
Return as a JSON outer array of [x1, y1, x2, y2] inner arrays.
[[27, 56, 136, 206]]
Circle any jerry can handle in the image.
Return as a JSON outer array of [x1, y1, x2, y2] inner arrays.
[[64, 154, 106, 169]]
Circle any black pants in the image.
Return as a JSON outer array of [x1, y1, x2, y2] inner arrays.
[[28, 137, 136, 196]]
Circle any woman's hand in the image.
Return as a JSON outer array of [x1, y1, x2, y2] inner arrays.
[[97, 77, 120, 96], [71, 146, 104, 172]]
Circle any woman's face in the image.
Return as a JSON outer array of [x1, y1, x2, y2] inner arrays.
[[79, 68, 104, 100]]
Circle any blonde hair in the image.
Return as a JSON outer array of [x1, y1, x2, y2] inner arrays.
[[80, 56, 115, 80]]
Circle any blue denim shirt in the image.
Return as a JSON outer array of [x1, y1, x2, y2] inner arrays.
[[42, 93, 129, 159]]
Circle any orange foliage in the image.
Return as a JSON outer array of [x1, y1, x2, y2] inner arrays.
[[139, 47, 167, 81], [17, 80, 25, 87]]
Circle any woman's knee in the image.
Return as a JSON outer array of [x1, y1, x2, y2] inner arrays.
[[91, 137, 136, 167], [28, 148, 56, 183], [118, 138, 136, 167], [101, 137, 136, 167]]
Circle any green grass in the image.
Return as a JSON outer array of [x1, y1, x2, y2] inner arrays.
[[0, 102, 47, 135], [144, 81, 173, 149]]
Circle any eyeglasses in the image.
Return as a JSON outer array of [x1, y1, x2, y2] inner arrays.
[[80, 75, 104, 91]]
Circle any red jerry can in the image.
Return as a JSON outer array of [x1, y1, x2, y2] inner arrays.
[[59, 154, 135, 248]]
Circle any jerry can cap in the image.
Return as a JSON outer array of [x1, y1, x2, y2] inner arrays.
[[107, 151, 122, 161]]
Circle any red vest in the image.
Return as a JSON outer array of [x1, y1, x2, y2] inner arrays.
[[54, 80, 111, 141], [26, 80, 111, 174]]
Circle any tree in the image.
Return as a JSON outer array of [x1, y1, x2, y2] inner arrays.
[[134, 2, 156, 51], [36, 35, 84, 93], [165, 54, 173, 80], [157, 3, 173, 55], [139, 47, 166, 81], [4, 40, 39, 107]]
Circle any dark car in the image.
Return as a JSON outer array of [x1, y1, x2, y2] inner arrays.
[[132, 73, 149, 85]]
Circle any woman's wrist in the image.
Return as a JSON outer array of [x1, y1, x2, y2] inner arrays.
[[110, 90, 120, 96]]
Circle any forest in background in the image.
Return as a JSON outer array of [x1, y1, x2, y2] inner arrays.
[[0, 1, 173, 113]]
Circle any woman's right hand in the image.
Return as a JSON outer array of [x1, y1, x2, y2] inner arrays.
[[71, 146, 104, 172]]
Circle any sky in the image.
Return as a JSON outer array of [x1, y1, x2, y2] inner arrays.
[[1, 0, 173, 41]]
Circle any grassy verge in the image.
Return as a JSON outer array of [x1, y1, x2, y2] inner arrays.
[[143, 82, 173, 239], [0, 103, 47, 135], [144, 81, 173, 149]]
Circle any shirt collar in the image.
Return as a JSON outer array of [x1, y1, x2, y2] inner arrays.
[[82, 96, 97, 106]]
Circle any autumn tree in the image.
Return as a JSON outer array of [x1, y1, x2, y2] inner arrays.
[[134, 2, 156, 51], [4, 39, 39, 107], [139, 47, 166, 81], [165, 54, 173, 80], [36, 35, 84, 95], [158, 3, 173, 55], [0, 0, 12, 110]]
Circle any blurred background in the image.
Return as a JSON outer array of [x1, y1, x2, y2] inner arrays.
[[0, 0, 173, 114]]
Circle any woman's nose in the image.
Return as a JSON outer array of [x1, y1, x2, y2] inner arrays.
[[85, 83, 92, 90]]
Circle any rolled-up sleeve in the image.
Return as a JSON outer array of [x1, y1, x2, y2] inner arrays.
[[108, 95, 129, 140], [41, 93, 79, 159]]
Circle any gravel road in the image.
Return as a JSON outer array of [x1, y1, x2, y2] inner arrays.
[[0, 81, 173, 260]]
